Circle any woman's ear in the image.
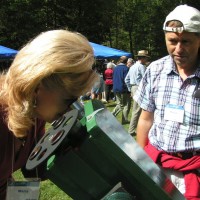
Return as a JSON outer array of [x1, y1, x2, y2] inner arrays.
[[33, 84, 41, 107], [34, 83, 41, 95]]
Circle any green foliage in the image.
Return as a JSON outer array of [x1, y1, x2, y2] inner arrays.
[[0, 0, 199, 60], [0, 0, 115, 49], [0, 0, 46, 48]]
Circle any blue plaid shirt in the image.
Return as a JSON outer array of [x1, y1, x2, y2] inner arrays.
[[134, 55, 200, 152]]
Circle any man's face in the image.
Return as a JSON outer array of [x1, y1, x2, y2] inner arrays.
[[165, 31, 200, 68], [127, 61, 133, 67], [140, 57, 148, 65]]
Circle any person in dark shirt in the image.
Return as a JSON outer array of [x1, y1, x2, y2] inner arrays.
[[0, 29, 98, 199], [112, 56, 131, 124]]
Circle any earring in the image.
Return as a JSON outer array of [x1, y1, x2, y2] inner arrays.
[[33, 99, 37, 108]]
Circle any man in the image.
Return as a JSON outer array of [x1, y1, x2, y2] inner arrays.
[[127, 58, 135, 68], [125, 50, 149, 136], [134, 5, 200, 199], [112, 56, 131, 124]]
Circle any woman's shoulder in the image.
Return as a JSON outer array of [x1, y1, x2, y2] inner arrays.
[[0, 107, 10, 139]]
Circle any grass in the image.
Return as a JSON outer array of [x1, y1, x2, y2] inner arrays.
[[13, 170, 71, 200], [13, 100, 132, 200], [105, 100, 130, 131]]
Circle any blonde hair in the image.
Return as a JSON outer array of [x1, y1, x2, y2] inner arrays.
[[0, 29, 98, 137]]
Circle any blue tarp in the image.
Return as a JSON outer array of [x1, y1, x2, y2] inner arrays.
[[90, 42, 132, 59], [0, 43, 132, 60], [0, 45, 18, 59]]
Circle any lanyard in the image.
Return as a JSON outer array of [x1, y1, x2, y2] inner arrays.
[[8, 119, 40, 200]]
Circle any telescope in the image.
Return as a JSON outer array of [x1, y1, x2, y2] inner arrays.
[[26, 100, 185, 200]]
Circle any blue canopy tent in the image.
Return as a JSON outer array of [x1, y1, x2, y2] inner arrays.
[[89, 42, 132, 59], [0, 45, 18, 60], [0, 43, 131, 60]]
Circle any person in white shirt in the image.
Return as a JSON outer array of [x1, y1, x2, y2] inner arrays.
[[125, 50, 149, 136]]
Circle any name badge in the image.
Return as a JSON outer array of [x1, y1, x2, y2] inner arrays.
[[164, 104, 184, 123], [6, 178, 40, 200]]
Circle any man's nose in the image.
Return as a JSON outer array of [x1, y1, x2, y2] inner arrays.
[[175, 42, 184, 53]]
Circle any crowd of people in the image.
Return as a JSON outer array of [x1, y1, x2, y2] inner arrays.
[[81, 51, 149, 130], [0, 4, 200, 200]]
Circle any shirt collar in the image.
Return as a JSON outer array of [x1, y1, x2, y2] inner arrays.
[[165, 55, 200, 78], [164, 56, 178, 75]]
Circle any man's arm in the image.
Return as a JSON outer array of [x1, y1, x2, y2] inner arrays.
[[136, 109, 154, 148], [124, 71, 131, 92]]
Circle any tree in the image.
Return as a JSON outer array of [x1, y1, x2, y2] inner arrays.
[[0, 0, 115, 49], [0, 0, 46, 49], [0, 0, 199, 60]]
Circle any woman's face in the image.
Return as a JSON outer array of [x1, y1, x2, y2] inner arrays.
[[34, 84, 70, 122]]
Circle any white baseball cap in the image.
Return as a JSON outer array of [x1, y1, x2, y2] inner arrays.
[[163, 5, 200, 33]]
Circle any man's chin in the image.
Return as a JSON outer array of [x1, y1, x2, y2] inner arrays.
[[174, 59, 187, 68]]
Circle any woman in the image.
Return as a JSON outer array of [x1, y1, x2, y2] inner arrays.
[[104, 62, 115, 102], [0, 29, 98, 199]]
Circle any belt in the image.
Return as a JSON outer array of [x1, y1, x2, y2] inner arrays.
[[130, 84, 138, 86], [170, 151, 200, 160]]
